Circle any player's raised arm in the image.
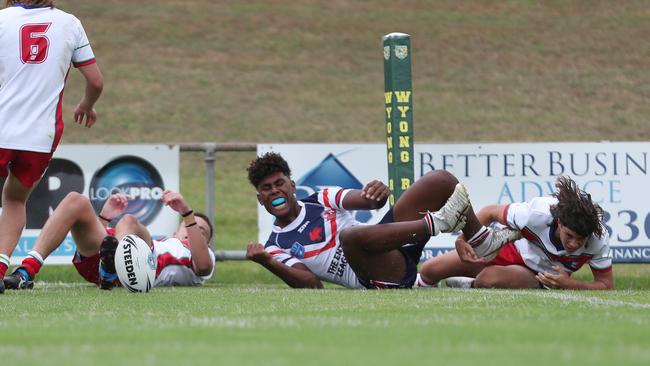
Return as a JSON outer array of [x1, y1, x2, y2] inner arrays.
[[98, 194, 129, 228], [162, 190, 213, 276], [341, 180, 390, 210]]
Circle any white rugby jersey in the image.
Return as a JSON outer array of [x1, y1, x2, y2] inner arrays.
[[504, 196, 612, 274], [264, 188, 365, 289], [0, 5, 96, 153], [153, 237, 216, 287]]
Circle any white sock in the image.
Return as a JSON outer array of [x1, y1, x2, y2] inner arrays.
[[27, 250, 44, 264], [415, 273, 437, 288]]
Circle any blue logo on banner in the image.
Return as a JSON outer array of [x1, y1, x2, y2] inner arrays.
[[296, 153, 372, 222], [89, 156, 165, 225], [290, 242, 305, 259]]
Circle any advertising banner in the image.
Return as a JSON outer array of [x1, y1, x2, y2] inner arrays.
[[1, 145, 180, 264], [258, 142, 650, 263]]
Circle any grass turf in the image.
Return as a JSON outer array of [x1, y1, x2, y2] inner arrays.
[[2, 278, 649, 366]]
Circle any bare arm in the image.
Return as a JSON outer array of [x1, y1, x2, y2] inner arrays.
[[74, 63, 104, 127], [98, 194, 129, 229], [475, 204, 509, 226], [246, 243, 323, 289], [536, 265, 614, 290], [341, 180, 390, 210], [162, 190, 213, 276]]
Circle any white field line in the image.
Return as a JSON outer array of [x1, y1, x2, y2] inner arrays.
[[529, 291, 650, 309]]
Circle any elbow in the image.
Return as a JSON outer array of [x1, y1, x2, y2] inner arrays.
[[193, 260, 214, 277], [88, 75, 104, 93], [291, 278, 323, 289]]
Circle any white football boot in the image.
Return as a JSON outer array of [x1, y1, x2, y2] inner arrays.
[[469, 227, 522, 261], [445, 276, 474, 289], [423, 183, 470, 236]]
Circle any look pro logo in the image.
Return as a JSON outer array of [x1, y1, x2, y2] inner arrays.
[[89, 156, 164, 225], [296, 153, 372, 223]]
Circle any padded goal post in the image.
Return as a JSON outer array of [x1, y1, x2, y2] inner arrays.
[[383, 32, 414, 206]]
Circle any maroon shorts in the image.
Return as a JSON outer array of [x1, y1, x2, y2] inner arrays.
[[72, 251, 101, 285], [0, 148, 52, 188]]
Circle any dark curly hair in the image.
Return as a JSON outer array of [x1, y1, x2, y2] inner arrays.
[[550, 176, 604, 238], [247, 152, 292, 188], [6, 0, 55, 8]]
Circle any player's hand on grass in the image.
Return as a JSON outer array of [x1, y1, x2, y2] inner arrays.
[[100, 194, 129, 220], [362, 180, 390, 203], [161, 190, 191, 214], [455, 236, 488, 264], [536, 265, 570, 289], [73, 102, 97, 128], [246, 243, 271, 264]]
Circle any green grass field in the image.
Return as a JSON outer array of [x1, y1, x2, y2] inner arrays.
[[2, 265, 650, 366], [2, 1, 650, 364]]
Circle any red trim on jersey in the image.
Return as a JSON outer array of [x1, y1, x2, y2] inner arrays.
[[303, 216, 338, 259], [269, 250, 285, 256], [590, 266, 612, 274], [520, 227, 539, 243], [322, 188, 332, 208], [502, 204, 511, 228], [156, 252, 192, 277], [73, 58, 96, 68], [335, 189, 344, 208], [52, 86, 65, 152]]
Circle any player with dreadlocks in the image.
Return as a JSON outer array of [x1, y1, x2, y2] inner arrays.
[[418, 176, 613, 290]]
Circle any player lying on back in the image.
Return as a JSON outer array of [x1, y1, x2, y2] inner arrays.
[[4, 190, 215, 290], [245, 152, 520, 289], [418, 176, 613, 290]]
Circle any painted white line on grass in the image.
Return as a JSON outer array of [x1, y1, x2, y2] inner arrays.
[[530, 291, 650, 309]]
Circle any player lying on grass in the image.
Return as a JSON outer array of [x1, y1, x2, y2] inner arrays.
[[418, 176, 613, 290], [245, 152, 520, 289], [3, 190, 215, 291]]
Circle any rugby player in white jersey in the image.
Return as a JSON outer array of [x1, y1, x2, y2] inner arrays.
[[245, 152, 520, 289], [418, 176, 613, 290], [0, 0, 103, 293], [3, 190, 215, 290]]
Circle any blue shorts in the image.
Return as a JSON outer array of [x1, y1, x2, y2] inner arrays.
[[357, 209, 425, 289]]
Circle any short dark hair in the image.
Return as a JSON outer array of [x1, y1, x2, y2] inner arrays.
[[550, 176, 604, 238], [6, 1, 55, 8], [193, 212, 214, 243], [247, 152, 292, 188]]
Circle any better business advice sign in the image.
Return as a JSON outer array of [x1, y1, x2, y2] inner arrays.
[[258, 142, 650, 263], [1, 145, 180, 265]]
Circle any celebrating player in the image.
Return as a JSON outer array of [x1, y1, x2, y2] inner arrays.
[[418, 176, 613, 290], [3, 190, 215, 290], [245, 152, 519, 289], [0, 0, 103, 292]]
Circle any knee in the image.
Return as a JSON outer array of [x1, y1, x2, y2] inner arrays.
[[473, 270, 500, 288], [421, 170, 458, 193], [339, 227, 364, 252], [115, 214, 139, 229], [60, 192, 91, 210]]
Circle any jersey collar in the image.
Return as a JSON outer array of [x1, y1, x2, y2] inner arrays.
[[272, 201, 305, 233]]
